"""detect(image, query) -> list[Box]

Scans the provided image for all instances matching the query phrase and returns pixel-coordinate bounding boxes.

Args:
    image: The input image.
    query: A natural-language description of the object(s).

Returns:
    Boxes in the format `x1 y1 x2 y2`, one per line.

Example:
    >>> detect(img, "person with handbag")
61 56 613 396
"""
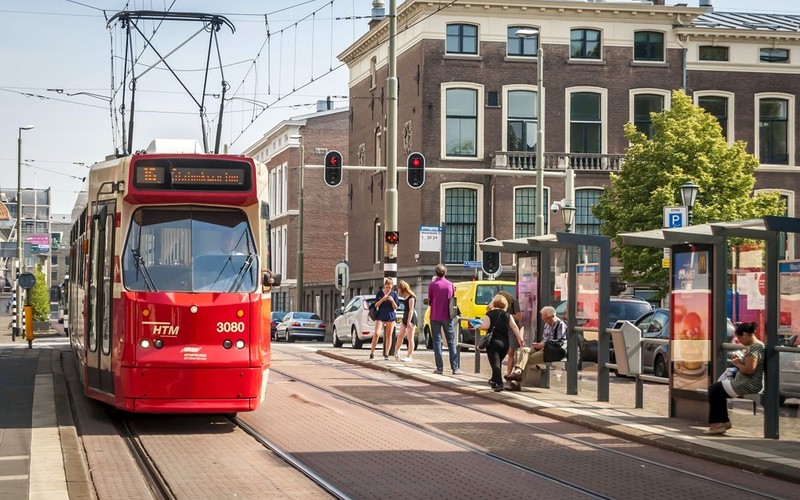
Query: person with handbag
505 305 567 389
427 264 461 375
369 278 398 360
497 290 522 381
476 295 524 392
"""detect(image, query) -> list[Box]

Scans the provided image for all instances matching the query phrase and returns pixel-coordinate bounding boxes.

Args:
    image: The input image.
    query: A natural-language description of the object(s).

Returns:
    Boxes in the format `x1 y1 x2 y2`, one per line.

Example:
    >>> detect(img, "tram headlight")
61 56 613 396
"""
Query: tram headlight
154 339 164 349
223 339 233 349
140 339 151 349
235 339 245 349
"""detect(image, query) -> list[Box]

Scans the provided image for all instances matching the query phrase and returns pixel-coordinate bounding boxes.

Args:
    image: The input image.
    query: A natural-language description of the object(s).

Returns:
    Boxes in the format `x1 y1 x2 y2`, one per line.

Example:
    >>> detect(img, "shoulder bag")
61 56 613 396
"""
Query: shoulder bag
543 319 567 362
448 286 460 320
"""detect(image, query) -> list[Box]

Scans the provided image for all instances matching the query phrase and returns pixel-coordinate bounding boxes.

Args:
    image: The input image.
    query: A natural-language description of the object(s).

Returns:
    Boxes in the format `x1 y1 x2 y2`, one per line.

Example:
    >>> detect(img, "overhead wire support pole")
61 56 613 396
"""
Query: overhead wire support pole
385 0 398 283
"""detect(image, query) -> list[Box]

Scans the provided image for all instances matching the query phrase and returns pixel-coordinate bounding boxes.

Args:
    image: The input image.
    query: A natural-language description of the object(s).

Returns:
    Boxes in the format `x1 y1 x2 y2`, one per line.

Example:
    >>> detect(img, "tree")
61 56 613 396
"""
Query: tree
593 90 784 296
30 264 50 321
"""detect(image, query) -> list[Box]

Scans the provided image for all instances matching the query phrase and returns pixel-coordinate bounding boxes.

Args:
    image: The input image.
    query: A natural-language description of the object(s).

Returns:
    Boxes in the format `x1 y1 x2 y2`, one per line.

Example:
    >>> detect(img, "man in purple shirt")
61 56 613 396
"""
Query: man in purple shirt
428 264 461 374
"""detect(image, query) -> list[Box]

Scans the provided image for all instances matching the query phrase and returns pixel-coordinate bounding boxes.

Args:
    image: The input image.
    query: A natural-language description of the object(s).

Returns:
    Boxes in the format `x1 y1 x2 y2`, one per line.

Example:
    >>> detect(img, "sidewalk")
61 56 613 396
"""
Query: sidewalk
320 347 800 485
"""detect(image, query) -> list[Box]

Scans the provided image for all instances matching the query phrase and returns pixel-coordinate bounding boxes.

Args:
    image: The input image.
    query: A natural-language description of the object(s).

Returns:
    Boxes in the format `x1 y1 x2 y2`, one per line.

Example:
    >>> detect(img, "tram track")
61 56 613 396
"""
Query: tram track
114 417 176 500
271 348 792 499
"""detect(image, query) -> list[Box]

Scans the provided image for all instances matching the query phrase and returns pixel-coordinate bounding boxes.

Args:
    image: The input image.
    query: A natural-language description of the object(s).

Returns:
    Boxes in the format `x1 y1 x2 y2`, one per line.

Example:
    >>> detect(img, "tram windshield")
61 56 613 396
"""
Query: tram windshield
123 207 258 293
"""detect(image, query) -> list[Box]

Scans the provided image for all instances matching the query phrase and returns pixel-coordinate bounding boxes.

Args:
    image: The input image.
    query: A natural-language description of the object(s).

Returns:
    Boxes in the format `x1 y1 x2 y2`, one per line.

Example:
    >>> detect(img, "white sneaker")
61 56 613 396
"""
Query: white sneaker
401 357 413 362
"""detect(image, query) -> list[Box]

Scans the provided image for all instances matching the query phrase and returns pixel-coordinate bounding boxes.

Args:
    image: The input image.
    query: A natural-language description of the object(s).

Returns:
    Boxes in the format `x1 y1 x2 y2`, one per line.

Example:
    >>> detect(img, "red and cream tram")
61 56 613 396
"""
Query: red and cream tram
67 140 280 413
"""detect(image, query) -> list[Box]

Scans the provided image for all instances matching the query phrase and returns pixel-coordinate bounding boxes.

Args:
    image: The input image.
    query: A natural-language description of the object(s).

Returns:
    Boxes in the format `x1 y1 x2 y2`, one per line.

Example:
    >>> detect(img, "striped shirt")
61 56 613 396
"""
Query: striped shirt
731 342 765 396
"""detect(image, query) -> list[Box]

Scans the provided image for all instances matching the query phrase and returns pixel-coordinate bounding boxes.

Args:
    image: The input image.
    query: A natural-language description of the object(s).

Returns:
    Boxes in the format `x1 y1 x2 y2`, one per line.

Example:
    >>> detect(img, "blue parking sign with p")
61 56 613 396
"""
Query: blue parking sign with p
663 206 688 229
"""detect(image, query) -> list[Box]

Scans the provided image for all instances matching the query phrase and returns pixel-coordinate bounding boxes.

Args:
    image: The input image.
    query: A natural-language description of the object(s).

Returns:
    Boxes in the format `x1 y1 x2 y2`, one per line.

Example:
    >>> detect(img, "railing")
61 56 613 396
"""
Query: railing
491 151 625 172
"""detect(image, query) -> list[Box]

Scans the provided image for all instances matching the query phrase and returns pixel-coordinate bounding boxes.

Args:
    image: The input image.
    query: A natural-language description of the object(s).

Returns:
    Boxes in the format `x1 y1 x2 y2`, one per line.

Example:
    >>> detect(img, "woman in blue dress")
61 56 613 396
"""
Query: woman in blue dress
369 278 398 360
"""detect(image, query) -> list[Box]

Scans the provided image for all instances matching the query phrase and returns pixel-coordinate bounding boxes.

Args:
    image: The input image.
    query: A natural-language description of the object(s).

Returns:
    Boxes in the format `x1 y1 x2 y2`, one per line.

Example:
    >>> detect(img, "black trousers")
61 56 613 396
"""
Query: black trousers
708 381 733 424
485 337 509 386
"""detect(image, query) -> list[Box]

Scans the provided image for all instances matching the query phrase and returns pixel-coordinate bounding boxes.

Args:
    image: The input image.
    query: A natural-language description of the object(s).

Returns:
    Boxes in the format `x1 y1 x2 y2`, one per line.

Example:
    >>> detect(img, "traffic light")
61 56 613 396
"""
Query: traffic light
481 237 500 275
384 231 399 245
324 150 343 187
406 152 425 189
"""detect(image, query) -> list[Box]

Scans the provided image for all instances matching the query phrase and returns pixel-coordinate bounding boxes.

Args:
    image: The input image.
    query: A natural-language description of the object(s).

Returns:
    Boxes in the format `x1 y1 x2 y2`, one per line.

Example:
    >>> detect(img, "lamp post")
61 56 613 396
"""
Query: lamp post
680 181 699 225
16 125 34 340
290 134 305 310
516 28 545 235
561 202 577 233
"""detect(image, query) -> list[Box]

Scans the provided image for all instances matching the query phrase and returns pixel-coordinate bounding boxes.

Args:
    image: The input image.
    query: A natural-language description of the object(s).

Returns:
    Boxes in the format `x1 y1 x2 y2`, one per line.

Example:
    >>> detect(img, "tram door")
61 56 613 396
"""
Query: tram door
86 202 116 395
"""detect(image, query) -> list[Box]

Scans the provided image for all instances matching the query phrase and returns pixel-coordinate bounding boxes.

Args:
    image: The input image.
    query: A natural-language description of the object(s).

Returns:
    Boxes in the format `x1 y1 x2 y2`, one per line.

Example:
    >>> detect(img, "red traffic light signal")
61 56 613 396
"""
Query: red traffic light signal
384 231 399 245
324 150 343 187
406 152 425 189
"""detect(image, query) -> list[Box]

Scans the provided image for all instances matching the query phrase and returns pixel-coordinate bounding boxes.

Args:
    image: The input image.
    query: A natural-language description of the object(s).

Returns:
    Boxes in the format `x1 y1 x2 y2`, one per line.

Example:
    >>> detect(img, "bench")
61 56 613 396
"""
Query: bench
520 361 566 389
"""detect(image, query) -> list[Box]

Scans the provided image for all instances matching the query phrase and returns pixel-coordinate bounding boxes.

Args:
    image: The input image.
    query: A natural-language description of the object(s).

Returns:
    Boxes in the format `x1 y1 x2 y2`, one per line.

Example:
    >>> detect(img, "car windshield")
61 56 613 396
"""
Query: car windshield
123 206 257 293
611 302 653 324
474 284 516 305
271 312 287 321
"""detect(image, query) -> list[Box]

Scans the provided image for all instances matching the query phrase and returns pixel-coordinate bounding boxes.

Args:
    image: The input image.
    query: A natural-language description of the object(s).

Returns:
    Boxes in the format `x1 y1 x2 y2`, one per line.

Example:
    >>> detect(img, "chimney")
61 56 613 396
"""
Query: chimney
369 1 385 29
699 0 713 10
652 0 665 5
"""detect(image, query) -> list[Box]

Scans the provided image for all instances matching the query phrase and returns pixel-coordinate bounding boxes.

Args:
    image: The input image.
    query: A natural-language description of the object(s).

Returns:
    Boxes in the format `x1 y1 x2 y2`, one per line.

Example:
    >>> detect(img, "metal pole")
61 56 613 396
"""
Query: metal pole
535 45 545 236
384 0 398 357
296 140 305 310
16 126 33 340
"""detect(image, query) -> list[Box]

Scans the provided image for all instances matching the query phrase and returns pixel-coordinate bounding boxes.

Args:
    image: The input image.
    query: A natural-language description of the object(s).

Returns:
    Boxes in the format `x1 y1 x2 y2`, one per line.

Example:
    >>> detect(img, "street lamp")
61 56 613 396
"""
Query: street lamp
290 134 305 310
561 202 577 233
16 125 34 340
680 181 699 225
516 28 545 235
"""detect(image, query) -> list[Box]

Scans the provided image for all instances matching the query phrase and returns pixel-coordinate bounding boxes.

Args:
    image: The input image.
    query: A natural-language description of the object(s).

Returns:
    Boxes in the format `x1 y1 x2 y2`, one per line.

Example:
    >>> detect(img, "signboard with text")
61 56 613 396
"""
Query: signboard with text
25 233 50 253
419 226 441 252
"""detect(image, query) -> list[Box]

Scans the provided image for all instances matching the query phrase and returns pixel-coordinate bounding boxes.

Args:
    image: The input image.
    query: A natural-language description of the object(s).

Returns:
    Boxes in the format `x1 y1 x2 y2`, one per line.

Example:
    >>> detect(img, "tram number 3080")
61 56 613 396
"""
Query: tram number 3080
216 321 246 333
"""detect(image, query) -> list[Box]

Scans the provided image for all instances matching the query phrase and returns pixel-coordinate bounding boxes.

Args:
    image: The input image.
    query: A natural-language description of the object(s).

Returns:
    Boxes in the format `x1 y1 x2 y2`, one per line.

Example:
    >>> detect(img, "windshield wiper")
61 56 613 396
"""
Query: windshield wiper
228 253 255 293
131 248 157 292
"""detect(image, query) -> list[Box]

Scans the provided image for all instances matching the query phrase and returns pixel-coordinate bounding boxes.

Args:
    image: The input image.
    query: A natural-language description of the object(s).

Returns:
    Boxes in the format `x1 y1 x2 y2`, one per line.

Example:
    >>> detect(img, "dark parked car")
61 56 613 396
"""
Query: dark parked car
270 311 288 340
556 296 653 363
275 312 326 342
632 308 735 378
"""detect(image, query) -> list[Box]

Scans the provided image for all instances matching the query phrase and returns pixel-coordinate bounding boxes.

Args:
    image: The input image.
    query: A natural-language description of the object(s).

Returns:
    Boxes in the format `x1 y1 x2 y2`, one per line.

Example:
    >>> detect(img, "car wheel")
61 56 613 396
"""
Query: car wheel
287 330 295 343
424 325 432 350
332 328 343 348
351 327 363 349
654 355 668 378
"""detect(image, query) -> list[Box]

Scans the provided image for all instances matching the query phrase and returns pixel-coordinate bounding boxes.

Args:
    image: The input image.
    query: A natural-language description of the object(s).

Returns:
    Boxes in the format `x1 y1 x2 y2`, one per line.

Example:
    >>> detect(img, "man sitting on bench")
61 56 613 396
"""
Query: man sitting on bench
505 305 567 390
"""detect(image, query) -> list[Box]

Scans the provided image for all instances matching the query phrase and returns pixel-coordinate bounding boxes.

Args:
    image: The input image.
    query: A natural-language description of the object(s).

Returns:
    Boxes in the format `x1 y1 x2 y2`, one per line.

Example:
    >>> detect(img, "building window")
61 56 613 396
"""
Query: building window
759 98 789 165
633 94 664 138
760 48 789 63
515 187 548 237
370 56 377 89
374 220 381 264
507 90 537 152
445 88 478 157
633 31 664 62
699 46 729 61
570 92 602 153
570 29 601 60
507 26 537 57
446 24 478 55
576 189 602 263
444 188 477 264
697 95 729 140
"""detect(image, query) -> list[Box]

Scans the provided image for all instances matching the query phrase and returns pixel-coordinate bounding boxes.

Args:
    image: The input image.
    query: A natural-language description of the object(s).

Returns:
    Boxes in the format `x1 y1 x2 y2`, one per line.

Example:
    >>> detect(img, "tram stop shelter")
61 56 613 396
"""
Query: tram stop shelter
620 216 800 439
479 232 614 402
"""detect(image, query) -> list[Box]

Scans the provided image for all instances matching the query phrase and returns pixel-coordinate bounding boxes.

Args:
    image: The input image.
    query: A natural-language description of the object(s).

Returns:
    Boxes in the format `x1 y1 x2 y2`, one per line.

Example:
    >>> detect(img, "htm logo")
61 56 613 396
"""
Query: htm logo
152 324 180 336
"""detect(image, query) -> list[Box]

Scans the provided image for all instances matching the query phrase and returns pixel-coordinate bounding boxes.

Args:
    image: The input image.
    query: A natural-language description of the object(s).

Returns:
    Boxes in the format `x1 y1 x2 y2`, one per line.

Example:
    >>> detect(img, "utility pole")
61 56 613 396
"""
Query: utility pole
384 0 399 356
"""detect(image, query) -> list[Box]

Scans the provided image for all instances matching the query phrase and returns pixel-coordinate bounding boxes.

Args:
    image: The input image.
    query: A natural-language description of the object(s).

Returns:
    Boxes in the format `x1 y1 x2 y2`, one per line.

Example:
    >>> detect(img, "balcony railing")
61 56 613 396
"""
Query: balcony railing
491 152 625 172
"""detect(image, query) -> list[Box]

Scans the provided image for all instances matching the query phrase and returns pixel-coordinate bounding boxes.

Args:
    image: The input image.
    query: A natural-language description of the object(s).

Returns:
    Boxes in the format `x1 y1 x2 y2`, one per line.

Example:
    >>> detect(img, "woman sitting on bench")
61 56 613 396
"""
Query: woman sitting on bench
705 322 764 435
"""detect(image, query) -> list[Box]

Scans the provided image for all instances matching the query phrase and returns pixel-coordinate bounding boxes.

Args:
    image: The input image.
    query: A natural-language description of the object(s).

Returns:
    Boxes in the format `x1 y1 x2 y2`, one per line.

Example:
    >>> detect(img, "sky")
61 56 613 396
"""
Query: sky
0 0 797 215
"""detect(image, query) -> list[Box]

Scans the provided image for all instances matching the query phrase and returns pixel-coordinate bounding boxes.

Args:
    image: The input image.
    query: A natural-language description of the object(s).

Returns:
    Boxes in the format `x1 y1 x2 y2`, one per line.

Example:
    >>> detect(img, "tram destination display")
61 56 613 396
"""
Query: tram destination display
133 158 251 191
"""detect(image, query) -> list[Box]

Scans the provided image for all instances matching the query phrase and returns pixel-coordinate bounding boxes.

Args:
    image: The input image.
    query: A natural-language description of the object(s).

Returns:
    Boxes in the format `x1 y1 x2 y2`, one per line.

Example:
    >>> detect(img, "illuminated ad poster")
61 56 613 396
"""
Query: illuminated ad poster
670 245 712 391
779 260 800 337
517 254 539 345
576 264 600 329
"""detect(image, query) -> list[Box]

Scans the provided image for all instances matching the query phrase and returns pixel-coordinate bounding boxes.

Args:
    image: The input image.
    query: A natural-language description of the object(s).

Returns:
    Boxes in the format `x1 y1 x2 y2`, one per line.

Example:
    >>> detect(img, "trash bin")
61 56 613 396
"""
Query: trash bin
611 321 642 376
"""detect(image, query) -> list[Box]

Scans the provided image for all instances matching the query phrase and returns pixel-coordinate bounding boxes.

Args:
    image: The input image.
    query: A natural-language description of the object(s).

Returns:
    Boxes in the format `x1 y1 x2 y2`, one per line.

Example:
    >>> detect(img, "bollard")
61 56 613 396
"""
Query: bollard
24 304 34 348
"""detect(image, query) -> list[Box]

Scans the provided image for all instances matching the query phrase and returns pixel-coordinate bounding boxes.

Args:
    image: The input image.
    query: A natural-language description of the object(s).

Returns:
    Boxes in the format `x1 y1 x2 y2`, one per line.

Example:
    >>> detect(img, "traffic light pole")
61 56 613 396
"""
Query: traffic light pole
384 0 398 357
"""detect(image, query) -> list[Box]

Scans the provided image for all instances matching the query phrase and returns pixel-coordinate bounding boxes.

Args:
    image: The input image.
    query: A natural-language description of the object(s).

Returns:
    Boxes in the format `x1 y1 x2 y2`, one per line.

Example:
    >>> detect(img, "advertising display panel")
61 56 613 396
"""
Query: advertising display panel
670 245 712 392
517 254 539 345
779 260 800 338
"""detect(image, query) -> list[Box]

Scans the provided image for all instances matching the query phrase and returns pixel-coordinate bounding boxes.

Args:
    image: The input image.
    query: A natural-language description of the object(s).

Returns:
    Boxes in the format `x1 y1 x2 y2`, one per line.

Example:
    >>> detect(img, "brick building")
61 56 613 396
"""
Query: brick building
244 106 349 322
332 0 799 306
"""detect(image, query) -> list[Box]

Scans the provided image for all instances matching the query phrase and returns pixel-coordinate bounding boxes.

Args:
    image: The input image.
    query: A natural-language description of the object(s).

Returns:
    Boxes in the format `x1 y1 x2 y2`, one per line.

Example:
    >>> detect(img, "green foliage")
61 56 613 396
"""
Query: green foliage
592 90 785 296
30 264 50 321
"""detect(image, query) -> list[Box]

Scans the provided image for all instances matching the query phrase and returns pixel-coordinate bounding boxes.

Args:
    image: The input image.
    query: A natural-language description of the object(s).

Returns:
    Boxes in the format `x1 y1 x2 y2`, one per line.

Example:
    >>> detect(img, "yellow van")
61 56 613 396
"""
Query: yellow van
423 280 516 349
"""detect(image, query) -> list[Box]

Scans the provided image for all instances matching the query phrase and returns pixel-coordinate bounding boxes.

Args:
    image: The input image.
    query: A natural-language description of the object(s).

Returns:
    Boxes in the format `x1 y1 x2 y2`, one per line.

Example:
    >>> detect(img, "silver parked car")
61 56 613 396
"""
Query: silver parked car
332 295 409 349
275 312 326 342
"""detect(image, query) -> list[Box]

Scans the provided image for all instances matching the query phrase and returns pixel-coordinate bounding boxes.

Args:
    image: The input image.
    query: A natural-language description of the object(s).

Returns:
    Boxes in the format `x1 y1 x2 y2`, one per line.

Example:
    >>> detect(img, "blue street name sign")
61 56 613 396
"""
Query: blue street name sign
463 260 482 268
